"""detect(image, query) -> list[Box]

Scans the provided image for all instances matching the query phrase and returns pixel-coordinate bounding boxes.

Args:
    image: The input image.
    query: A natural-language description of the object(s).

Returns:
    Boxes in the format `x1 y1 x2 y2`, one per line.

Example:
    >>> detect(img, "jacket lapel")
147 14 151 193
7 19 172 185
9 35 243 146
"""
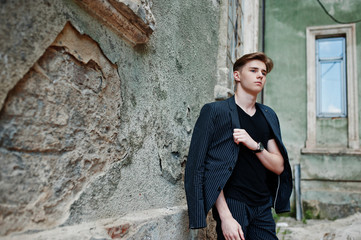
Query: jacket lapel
228 96 240 130
257 103 288 159
257 103 278 138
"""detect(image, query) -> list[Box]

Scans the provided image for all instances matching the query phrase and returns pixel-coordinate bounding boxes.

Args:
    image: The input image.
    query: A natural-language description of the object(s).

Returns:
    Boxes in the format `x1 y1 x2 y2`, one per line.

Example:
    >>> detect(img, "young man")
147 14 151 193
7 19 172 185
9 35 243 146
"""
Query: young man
185 52 292 240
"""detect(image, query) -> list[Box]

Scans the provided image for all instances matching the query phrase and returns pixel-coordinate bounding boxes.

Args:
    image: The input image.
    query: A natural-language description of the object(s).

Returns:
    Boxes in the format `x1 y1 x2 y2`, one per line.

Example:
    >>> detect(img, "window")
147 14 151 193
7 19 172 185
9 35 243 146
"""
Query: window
303 24 359 153
316 37 347 118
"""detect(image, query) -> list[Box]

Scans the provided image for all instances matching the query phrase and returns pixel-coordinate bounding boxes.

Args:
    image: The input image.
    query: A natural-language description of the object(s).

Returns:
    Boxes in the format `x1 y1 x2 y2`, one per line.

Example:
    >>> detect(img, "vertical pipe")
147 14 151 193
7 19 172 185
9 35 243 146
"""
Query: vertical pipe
294 164 302 221
261 0 265 52
259 0 266 103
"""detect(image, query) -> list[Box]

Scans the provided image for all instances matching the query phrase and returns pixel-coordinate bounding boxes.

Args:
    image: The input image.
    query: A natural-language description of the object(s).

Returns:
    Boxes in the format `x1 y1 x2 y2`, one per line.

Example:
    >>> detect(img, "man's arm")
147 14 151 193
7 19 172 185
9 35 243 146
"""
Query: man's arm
233 129 284 175
214 190 245 240
256 138 284 175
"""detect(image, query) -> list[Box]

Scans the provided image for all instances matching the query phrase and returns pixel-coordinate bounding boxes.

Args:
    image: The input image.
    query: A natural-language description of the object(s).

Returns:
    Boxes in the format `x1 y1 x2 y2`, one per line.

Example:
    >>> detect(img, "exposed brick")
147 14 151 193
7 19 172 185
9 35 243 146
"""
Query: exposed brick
106 223 130 239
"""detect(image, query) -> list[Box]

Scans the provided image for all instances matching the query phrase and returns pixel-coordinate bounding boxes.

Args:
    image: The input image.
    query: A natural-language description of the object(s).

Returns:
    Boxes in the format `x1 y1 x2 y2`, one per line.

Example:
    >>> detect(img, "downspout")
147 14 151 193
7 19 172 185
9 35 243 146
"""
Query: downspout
261 0 266 103
261 0 265 52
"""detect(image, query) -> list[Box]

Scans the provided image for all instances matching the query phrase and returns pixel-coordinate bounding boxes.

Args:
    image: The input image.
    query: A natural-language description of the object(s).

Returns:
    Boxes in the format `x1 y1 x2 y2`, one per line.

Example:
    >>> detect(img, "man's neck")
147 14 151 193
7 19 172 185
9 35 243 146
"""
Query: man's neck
234 88 258 114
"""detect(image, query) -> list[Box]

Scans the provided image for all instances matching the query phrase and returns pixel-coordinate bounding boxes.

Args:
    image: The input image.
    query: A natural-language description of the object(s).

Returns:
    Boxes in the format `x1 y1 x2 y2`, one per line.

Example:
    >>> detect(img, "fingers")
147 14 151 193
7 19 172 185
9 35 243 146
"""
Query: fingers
224 235 242 240
224 232 244 240
233 129 246 138
223 223 244 240
233 128 243 135
233 129 248 144
233 129 244 144
239 228 245 240
233 129 257 151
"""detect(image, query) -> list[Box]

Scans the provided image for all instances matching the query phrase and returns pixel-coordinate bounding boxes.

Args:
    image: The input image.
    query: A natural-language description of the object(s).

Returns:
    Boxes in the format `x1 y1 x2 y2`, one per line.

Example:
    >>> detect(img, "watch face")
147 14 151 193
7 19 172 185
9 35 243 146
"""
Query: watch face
253 142 264 153
259 142 265 151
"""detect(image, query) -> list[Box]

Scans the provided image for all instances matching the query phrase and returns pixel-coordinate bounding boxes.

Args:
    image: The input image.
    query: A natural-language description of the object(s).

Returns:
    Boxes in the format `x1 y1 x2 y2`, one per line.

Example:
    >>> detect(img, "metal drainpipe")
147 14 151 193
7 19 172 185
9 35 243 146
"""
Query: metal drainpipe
261 0 265 52
261 0 266 103
295 164 303 221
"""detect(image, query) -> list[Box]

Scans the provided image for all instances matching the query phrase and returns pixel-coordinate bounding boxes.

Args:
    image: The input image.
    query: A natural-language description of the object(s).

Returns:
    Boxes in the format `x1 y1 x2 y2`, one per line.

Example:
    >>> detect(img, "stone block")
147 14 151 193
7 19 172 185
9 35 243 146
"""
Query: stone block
1 206 190 240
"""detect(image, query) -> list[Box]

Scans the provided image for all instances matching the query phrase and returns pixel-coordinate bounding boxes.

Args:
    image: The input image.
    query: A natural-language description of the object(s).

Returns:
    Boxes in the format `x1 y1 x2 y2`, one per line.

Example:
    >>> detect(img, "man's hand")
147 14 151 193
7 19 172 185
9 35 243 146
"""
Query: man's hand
233 128 257 150
233 128 284 175
216 191 246 240
221 216 245 240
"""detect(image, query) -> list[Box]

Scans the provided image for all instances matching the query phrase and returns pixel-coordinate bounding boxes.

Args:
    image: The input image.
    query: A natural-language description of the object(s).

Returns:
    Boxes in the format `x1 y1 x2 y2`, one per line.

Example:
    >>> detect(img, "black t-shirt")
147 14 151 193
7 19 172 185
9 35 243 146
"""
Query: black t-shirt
224 104 275 206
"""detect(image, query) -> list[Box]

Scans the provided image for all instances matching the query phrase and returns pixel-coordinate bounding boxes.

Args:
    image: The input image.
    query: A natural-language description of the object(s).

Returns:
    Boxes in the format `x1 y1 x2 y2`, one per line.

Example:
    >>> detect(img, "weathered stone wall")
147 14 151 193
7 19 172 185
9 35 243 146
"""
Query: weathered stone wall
0 22 124 235
0 0 220 238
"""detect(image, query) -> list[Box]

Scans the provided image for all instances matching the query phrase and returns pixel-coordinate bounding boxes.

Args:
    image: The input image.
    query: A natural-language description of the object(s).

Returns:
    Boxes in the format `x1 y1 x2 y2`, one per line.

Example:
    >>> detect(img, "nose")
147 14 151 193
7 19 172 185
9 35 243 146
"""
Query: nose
257 72 264 79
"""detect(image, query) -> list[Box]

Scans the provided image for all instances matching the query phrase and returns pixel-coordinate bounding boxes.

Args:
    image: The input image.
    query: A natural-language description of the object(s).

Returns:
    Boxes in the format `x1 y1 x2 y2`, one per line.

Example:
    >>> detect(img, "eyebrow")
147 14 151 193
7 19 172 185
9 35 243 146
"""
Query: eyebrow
249 67 267 72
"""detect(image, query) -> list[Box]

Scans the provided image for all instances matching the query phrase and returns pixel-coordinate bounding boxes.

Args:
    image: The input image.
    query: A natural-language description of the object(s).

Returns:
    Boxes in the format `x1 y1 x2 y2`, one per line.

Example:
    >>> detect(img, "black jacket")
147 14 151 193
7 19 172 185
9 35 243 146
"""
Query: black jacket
184 96 292 229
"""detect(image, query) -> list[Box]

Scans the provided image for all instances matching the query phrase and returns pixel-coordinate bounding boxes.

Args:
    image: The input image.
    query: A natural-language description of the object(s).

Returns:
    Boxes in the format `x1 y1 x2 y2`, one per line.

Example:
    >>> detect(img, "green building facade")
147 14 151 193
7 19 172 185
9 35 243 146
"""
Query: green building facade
263 0 361 219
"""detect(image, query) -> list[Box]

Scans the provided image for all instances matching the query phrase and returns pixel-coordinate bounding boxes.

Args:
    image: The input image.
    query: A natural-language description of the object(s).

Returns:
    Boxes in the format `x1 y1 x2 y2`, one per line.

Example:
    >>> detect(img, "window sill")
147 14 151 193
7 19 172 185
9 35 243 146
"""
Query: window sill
301 147 361 156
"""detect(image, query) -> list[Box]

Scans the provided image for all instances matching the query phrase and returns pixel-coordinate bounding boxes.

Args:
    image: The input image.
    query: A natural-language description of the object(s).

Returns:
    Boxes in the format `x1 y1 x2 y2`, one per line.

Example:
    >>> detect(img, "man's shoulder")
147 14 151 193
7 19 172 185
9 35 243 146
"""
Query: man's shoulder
201 97 232 114
206 99 229 107
205 97 233 108
257 102 277 115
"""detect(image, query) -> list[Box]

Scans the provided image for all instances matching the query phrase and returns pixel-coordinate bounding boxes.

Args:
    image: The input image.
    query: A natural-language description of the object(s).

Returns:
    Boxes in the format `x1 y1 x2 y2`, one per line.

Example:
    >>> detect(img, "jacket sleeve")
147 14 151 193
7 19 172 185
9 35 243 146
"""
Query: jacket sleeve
264 106 293 213
184 103 215 229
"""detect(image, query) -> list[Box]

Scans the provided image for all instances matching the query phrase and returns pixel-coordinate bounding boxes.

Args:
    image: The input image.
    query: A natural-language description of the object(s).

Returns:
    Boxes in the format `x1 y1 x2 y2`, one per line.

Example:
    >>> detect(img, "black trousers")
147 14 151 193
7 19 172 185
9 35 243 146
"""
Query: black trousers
213 197 278 240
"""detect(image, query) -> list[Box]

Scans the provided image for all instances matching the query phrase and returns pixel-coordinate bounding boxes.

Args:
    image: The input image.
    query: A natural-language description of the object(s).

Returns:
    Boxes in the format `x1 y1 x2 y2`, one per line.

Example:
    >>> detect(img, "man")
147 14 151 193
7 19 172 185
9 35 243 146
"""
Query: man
184 52 292 240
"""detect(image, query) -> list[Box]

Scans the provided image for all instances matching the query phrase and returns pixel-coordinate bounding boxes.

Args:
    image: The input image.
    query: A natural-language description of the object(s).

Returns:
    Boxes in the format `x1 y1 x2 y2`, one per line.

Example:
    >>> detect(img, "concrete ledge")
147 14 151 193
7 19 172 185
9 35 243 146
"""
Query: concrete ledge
301 147 361 156
1 206 190 240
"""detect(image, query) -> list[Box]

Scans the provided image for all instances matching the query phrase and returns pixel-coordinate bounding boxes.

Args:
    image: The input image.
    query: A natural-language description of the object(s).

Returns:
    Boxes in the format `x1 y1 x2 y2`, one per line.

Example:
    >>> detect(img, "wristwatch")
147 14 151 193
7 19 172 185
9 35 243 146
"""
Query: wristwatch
253 142 264 153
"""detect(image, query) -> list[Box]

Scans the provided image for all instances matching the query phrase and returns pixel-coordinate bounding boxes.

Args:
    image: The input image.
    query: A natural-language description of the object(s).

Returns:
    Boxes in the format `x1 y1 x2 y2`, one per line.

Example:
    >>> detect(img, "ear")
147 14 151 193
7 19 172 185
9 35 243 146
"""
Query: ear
233 71 241 82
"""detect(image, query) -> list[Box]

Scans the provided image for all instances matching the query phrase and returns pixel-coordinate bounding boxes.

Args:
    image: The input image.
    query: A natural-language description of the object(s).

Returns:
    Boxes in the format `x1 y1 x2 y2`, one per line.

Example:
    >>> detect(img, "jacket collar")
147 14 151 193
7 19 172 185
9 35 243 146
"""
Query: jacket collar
227 96 269 131
227 96 240 130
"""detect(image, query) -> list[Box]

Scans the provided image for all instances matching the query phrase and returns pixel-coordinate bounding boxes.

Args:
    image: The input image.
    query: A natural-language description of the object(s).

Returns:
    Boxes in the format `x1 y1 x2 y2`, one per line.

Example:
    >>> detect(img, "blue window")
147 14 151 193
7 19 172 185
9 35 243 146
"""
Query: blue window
316 37 347 117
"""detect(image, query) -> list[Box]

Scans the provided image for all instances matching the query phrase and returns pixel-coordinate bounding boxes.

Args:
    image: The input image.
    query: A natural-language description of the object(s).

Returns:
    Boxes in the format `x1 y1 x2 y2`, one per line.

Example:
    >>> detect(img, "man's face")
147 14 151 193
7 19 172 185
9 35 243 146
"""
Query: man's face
234 60 267 95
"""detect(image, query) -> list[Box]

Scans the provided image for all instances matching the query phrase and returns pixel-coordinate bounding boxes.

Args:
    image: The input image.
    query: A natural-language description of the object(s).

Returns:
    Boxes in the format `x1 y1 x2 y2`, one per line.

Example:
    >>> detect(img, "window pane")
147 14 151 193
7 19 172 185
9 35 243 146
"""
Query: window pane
318 38 344 59
316 37 346 117
320 61 342 114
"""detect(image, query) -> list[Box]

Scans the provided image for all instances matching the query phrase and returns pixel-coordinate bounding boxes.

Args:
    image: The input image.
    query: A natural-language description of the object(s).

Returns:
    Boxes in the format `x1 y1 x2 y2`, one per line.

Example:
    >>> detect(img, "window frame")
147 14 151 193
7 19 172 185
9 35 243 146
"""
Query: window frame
304 24 359 153
316 36 347 118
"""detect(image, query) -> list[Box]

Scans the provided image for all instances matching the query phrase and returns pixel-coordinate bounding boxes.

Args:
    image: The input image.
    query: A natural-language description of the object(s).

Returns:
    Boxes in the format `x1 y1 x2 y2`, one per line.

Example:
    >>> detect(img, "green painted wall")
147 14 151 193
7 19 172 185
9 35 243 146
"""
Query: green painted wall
264 0 361 218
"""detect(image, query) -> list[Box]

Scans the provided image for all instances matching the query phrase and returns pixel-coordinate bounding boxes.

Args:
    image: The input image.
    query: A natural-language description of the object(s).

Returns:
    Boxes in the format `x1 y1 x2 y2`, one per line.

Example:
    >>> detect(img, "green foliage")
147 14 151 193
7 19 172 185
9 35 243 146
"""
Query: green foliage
273 209 293 223
280 229 292 240
304 209 313 219
272 209 280 223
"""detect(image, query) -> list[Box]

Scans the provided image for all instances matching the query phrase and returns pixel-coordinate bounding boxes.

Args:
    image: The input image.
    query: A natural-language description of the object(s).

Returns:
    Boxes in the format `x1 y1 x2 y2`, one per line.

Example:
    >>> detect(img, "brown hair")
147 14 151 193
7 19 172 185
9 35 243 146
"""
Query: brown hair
233 52 274 73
